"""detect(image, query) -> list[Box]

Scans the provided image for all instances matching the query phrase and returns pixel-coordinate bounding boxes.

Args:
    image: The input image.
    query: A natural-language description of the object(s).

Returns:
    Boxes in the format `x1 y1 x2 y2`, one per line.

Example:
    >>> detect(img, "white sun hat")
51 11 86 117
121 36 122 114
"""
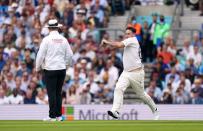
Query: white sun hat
189 0 199 4
45 19 62 28
11 2 18 8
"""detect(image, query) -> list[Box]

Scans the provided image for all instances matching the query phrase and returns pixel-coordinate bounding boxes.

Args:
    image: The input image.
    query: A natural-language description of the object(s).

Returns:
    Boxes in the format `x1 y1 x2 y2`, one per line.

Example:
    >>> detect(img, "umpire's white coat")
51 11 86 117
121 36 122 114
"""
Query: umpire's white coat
36 31 73 71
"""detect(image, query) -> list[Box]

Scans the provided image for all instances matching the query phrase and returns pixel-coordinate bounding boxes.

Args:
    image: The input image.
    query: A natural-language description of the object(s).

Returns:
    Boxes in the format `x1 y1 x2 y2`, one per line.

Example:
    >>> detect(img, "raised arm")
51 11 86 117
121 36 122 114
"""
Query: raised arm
101 39 125 49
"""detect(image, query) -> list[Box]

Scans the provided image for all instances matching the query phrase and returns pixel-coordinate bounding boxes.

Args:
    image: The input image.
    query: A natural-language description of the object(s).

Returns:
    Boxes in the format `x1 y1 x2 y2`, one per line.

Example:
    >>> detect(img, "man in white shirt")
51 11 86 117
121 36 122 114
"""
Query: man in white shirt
6 88 23 104
146 81 162 101
101 27 159 120
186 45 202 66
36 19 73 121
99 59 119 89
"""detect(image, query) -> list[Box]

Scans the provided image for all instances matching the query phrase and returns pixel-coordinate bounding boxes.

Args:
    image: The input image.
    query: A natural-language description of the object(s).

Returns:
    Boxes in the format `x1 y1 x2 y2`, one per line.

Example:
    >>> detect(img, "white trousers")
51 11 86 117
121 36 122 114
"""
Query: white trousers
111 69 157 113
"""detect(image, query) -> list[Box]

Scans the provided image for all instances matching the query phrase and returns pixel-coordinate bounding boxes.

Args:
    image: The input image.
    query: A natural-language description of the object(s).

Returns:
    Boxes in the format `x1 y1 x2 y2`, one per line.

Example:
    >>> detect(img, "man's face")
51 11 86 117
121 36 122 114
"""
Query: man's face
124 29 134 39
153 15 157 22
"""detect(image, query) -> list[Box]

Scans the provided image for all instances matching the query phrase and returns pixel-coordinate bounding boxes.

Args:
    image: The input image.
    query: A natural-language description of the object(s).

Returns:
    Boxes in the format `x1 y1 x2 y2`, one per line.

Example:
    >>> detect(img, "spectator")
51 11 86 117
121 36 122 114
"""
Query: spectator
173 86 190 104
5 72 15 90
24 88 36 104
141 21 151 62
35 88 48 104
1 80 11 96
21 72 30 92
97 78 113 103
99 58 118 90
68 70 86 87
153 15 170 47
152 55 170 80
66 84 79 104
199 62 203 75
167 38 177 56
190 79 203 104
110 0 125 15
16 60 31 77
165 67 180 85
185 68 195 84
79 83 92 104
91 0 109 9
158 45 173 64
0 48 6 72
10 58 20 76
27 80 38 98
128 16 142 42
94 80 107 104
182 38 193 57
15 30 31 49
173 73 192 93
149 12 158 45
186 45 202 67
14 76 25 96
161 89 173 104
0 88 7 104
147 88 160 104
85 42 96 62
146 80 162 101
3 43 16 57
87 70 100 101
87 10 100 28
74 0 89 21
90 0 105 25
86 21 100 43
109 49 123 75
191 33 201 47
6 88 23 104
61 5 74 27
24 49 34 70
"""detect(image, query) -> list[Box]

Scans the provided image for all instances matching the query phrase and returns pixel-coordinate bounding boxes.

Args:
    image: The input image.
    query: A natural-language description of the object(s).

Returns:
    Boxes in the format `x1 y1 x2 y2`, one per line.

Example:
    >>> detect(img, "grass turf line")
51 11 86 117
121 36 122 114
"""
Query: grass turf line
0 120 203 131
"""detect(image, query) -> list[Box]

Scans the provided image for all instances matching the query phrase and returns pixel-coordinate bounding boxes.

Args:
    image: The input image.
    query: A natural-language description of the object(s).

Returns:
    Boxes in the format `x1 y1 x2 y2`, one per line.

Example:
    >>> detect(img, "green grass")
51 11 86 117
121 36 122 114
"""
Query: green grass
0 121 203 131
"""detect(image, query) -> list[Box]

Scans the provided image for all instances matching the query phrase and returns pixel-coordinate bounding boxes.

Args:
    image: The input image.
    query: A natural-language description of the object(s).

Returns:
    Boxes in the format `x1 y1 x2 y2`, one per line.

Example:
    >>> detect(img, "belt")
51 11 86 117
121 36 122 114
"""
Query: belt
128 67 143 72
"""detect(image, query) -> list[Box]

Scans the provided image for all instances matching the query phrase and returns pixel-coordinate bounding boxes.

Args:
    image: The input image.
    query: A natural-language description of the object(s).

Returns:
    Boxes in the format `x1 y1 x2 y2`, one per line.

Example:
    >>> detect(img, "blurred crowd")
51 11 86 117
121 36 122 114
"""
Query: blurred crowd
0 0 129 105
0 0 203 105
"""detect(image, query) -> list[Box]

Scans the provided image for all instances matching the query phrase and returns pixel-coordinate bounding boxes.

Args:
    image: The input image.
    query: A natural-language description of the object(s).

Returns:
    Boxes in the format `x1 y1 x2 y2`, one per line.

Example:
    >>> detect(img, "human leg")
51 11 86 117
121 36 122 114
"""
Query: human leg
111 72 130 112
108 72 130 118
55 70 66 117
44 70 58 118
130 70 158 116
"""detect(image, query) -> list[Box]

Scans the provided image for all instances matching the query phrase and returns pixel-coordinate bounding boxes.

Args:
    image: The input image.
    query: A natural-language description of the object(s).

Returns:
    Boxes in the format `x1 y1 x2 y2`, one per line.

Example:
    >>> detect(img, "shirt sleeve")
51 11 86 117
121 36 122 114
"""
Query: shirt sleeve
65 40 73 66
35 39 47 71
121 37 137 47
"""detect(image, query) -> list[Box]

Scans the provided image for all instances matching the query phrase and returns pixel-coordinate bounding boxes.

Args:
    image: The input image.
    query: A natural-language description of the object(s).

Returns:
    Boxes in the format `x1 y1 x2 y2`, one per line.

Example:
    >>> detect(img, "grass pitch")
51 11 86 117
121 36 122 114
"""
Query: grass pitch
0 120 203 131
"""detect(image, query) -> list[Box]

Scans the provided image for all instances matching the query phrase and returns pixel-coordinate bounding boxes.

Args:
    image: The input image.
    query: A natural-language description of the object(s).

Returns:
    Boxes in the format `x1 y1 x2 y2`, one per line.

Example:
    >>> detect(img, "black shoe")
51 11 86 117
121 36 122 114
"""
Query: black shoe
107 110 119 119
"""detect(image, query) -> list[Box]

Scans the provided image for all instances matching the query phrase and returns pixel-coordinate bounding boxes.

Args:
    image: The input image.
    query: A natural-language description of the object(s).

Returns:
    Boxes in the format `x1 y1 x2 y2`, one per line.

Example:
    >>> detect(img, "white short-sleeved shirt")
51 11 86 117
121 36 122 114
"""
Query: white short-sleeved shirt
122 37 143 71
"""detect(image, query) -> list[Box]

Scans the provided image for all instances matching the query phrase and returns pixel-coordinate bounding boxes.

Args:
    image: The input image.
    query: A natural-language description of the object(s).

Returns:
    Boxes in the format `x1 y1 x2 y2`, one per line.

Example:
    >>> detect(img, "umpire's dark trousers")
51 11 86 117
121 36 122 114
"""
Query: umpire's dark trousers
44 69 66 118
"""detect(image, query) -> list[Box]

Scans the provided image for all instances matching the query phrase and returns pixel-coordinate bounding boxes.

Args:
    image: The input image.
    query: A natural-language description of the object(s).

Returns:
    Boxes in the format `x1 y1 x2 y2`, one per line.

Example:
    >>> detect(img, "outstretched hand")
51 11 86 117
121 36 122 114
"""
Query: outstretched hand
100 39 108 47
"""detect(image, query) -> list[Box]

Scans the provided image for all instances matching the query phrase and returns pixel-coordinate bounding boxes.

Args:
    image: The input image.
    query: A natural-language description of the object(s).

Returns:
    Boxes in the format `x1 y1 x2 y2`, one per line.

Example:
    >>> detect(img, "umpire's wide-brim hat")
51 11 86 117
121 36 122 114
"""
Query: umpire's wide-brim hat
45 19 62 28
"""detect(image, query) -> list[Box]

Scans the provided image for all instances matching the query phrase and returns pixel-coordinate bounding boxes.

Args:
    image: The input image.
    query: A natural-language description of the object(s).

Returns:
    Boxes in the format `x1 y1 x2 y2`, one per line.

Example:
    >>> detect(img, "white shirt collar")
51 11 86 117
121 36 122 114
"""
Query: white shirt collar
49 31 59 35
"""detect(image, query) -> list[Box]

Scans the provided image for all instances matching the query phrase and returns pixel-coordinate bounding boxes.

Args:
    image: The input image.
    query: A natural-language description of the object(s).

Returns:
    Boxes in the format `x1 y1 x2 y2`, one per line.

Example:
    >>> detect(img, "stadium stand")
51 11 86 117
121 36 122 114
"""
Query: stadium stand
0 0 203 105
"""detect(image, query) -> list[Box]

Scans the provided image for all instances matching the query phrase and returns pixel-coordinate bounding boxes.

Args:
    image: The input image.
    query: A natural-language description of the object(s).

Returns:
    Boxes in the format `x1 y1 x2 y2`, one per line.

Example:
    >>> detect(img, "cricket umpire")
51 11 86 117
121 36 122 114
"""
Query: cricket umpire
36 19 73 121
